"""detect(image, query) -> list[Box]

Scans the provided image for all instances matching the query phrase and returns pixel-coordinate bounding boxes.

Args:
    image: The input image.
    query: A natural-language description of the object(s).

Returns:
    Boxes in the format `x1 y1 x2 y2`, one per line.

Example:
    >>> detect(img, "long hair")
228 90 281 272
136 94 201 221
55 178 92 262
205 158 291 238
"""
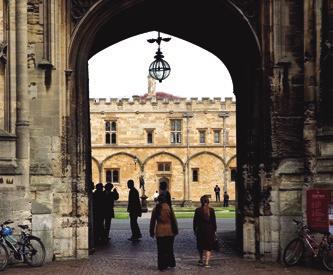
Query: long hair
200 195 210 218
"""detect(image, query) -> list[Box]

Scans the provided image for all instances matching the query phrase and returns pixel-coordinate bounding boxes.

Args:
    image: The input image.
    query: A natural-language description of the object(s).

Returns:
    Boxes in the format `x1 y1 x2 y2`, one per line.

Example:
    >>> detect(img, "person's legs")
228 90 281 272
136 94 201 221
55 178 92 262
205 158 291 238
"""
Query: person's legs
129 214 141 239
157 237 168 271
197 248 203 265
104 216 111 240
204 250 212 267
217 193 220 202
215 193 218 202
167 236 176 267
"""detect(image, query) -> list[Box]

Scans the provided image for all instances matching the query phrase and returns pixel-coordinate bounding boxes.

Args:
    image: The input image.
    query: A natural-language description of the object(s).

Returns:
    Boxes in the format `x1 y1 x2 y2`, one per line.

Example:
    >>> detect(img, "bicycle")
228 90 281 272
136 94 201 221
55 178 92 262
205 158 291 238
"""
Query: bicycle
283 219 333 271
0 219 46 271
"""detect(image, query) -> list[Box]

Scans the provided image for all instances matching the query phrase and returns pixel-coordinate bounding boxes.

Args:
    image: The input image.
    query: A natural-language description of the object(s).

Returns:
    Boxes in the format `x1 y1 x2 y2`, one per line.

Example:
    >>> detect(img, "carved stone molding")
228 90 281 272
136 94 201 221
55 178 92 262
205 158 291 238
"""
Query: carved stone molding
231 0 259 31
71 0 97 25
0 41 7 64
258 164 272 216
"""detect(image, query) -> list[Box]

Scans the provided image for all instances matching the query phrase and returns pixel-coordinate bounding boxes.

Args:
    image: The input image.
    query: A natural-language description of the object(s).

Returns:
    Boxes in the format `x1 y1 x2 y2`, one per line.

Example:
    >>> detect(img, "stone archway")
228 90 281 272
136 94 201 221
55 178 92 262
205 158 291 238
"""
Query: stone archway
68 0 262 258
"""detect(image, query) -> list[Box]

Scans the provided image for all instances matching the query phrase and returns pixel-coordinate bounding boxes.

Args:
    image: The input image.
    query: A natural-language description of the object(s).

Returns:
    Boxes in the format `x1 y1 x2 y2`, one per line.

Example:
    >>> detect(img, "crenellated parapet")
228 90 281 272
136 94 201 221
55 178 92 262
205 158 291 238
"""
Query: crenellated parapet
89 96 236 113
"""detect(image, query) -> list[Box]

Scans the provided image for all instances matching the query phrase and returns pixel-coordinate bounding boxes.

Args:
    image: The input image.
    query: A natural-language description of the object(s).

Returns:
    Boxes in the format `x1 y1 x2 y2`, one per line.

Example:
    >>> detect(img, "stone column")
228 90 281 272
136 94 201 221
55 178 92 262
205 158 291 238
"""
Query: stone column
15 0 30 193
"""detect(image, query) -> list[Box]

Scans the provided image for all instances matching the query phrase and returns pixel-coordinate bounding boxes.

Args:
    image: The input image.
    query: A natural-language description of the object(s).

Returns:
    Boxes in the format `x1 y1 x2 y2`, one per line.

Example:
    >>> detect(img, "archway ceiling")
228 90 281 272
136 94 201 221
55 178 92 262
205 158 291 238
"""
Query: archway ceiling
87 0 260 89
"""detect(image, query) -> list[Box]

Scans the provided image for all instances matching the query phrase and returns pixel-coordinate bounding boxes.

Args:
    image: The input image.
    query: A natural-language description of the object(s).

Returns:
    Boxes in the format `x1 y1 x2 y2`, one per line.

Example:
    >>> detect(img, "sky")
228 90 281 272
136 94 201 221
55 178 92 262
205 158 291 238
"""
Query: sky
88 31 234 100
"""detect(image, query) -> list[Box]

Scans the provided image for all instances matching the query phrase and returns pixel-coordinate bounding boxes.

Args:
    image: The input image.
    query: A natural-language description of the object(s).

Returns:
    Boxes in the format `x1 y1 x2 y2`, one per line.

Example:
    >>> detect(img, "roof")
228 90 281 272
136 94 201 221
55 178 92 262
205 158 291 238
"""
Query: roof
140 92 183 100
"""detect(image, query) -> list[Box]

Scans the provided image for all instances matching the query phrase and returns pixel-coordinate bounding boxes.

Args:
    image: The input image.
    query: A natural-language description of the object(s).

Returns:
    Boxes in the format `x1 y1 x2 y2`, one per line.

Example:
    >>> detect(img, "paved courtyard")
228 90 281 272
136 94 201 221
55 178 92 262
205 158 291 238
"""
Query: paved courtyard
2 218 330 274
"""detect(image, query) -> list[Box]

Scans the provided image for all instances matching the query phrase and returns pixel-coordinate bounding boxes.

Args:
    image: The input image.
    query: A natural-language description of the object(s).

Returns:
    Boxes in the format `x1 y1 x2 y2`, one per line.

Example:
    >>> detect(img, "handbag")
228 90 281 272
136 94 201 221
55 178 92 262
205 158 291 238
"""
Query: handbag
213 234 220 251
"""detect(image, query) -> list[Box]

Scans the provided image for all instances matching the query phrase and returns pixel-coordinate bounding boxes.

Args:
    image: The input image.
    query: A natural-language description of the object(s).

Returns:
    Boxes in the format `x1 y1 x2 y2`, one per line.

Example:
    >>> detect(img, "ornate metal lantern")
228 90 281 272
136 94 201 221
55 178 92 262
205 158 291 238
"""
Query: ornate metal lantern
147 32 171 83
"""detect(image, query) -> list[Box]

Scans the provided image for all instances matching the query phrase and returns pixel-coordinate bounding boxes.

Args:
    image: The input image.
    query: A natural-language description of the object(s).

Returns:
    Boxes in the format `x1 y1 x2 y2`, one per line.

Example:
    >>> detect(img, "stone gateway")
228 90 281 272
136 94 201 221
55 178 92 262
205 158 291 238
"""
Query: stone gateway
0 0 332 263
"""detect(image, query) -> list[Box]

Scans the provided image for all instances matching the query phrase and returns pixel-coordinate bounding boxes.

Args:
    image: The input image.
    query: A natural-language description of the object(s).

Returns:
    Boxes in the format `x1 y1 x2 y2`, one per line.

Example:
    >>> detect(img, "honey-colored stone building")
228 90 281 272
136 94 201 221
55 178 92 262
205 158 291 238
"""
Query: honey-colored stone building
90 80 237 203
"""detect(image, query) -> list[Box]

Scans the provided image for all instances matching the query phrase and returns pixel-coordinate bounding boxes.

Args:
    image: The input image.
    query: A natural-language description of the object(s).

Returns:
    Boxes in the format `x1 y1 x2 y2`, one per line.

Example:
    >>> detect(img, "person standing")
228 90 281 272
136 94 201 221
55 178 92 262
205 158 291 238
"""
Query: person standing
193 195 217 268
127 179 142 241
103 182 119 241
214 185 221 202
93 183 106 244
223 191 230 207
150 194 178 271
152 190 159 204
159 181 172 207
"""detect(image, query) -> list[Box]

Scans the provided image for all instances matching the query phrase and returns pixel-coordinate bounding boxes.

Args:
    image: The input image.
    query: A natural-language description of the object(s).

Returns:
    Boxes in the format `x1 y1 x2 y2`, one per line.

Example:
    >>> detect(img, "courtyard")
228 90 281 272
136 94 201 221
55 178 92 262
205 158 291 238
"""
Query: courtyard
2 217 330 275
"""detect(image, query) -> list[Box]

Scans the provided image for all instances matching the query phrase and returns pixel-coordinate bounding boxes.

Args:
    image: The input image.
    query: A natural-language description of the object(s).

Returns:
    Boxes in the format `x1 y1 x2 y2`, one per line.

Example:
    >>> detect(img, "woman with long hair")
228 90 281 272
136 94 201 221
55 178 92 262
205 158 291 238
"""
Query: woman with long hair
193 195 217 267
150 194 178 271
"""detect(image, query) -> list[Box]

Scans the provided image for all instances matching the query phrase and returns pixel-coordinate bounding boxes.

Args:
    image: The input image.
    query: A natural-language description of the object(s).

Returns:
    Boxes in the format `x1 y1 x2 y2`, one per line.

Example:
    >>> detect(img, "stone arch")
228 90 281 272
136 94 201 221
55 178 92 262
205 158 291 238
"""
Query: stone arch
226 155 237 168
142 151 185 171
186 151 226 168
67 0 263 258
101 152 143 171
91 156 102 183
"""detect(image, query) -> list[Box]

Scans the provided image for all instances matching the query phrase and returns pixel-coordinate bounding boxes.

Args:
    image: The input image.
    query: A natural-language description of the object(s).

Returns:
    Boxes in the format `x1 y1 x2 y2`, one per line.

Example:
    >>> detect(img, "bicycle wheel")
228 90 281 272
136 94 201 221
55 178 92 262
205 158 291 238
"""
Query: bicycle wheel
0 242 8 271
322 247 333 271
283 238 305 266
23 236 46 267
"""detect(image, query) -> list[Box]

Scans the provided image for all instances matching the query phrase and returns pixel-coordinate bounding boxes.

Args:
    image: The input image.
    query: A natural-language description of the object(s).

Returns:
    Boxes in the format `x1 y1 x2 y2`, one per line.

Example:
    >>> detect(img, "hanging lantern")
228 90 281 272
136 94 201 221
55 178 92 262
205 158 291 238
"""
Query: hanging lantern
147 32 171 83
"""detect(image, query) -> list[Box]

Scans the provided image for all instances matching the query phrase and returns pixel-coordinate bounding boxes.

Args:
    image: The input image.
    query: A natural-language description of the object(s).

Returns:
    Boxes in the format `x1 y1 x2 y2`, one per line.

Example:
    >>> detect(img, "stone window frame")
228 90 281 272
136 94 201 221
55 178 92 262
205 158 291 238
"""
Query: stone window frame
197 128 207 144
192 168 199 182
105 120 117 145
212 128 222 144
157 162 172 173
105 168 120 184
170 119 182 144
145 128 155 144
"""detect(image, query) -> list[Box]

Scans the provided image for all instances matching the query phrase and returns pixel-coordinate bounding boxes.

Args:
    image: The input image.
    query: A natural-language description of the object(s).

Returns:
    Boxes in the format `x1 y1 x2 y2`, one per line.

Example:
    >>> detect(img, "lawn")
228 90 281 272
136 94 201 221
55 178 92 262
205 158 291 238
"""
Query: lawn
113 206 235 219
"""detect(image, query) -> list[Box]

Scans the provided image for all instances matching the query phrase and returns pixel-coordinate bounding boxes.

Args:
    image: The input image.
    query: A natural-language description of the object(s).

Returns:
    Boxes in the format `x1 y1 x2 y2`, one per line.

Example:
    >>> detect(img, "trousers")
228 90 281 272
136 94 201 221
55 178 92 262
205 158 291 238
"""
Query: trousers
156 236 175 271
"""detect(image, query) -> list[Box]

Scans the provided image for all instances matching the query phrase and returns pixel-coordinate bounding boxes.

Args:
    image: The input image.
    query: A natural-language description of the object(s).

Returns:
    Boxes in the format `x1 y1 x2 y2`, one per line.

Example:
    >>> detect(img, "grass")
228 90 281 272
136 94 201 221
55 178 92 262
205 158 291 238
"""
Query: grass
113 205 235 219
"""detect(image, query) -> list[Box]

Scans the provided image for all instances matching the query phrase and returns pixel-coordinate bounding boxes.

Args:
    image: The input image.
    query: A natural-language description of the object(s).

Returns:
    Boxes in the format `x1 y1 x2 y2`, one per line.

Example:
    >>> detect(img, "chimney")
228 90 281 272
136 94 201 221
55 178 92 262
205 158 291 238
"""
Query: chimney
148 75 156 96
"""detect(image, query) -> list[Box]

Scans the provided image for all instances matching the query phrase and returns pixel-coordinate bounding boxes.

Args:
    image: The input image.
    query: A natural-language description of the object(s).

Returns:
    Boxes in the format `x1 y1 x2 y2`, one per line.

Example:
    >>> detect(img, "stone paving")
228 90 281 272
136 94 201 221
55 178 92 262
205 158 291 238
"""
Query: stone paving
2 218 331 275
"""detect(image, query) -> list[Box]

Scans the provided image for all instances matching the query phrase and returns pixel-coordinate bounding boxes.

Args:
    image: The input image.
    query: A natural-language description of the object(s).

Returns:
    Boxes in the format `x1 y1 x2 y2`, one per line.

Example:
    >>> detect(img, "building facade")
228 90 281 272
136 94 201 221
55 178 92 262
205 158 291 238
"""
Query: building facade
90 85 237 203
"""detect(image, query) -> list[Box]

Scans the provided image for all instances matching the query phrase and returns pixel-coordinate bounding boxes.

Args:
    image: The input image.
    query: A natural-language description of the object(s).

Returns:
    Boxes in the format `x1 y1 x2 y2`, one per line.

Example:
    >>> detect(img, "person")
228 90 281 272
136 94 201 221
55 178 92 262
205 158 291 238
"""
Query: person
127 179 142 241
152 190 159 204
150 194 178 271
93 182 106 244
193 195 217 268
159 181 172 207
223 191 229 207
103 182 119 241
214 185 221 202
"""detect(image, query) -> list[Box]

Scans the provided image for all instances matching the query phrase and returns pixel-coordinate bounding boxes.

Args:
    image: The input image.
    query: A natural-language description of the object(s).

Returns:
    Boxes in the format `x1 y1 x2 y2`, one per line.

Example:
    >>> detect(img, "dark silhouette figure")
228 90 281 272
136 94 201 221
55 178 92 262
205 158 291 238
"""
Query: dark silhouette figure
150 194 178 271
193 195 217 267
214 185 221 202
223 191 229 207
93 182 106 244
159 181 172 207
103 182 119 241
127 179 142 241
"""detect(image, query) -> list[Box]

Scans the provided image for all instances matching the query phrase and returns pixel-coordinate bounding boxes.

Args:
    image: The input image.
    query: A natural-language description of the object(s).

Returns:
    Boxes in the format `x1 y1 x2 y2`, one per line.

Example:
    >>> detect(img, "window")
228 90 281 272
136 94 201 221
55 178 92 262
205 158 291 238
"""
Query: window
157 162 171 172
230 168 237 181
199 130 206 144
146 130 154 144
213 130 221 143
192 168 199 182
105 121 117 144
105 169 119 183
170 119 182 144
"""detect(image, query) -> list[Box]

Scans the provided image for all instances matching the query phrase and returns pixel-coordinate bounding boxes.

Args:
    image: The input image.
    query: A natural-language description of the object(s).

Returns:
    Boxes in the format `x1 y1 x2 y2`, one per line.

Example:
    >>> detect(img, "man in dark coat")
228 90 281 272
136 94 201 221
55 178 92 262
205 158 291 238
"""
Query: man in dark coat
103 182 119 241
223 191 230 207
127 179 142 241
93 182 105 243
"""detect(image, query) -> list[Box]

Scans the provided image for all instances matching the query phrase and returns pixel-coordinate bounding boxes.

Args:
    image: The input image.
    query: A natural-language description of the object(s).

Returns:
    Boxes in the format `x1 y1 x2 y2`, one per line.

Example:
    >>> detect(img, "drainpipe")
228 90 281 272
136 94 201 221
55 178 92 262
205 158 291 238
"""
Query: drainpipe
183 112 193 202
219 112 230 193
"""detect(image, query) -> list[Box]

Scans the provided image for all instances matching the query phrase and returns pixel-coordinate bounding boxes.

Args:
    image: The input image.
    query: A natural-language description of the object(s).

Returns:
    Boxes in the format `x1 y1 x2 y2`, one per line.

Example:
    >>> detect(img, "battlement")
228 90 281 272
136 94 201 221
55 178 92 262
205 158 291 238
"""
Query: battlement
89 96 236 113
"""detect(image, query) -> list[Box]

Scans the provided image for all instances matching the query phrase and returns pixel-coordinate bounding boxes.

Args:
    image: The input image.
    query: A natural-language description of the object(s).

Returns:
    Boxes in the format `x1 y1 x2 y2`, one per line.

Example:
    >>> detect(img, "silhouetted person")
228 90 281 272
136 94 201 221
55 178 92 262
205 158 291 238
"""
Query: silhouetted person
103 182 119 241
214 185 221 202
153 190 159 204
150 194 178 271
159 181 172 207
223 191 229 207
127 179 142 241
193 195 217 267
93 182 105 243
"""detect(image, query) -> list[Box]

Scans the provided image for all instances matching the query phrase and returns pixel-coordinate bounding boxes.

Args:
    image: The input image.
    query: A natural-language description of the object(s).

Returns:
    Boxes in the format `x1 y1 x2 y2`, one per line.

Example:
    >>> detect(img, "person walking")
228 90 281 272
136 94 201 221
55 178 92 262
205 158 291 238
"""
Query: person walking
193 195 217 268
214 185 221 202
103 182 119 242
127 179 142 241
93 182 106 244
150 194 178 271
223 191 230 207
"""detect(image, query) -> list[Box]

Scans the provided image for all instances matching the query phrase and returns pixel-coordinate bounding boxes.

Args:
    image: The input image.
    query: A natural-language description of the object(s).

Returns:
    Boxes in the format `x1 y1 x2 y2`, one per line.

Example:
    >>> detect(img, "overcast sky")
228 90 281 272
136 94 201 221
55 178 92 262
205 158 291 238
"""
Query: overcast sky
88 31 234 100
